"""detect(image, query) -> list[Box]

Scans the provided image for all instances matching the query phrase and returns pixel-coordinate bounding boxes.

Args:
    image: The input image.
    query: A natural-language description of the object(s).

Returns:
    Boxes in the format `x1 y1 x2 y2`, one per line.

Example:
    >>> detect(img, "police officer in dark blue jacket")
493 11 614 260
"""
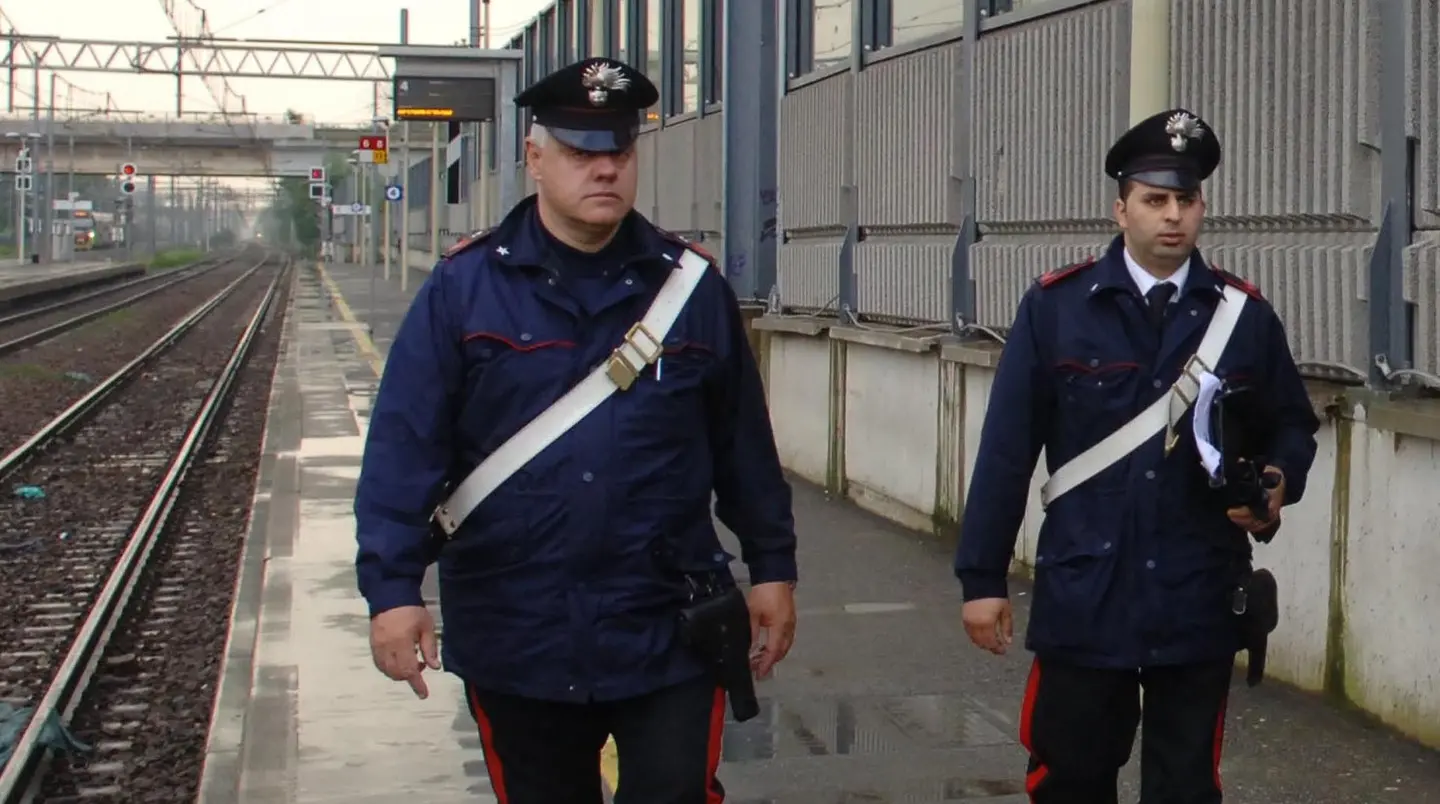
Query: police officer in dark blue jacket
954 109 1320 803
354 57 799 803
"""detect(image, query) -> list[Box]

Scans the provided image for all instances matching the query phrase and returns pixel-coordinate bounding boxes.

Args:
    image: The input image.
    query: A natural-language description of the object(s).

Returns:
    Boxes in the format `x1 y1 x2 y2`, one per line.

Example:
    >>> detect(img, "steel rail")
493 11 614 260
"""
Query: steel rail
0 257 237 359
0 255 269 480
0 256 289 803
0 256 220 330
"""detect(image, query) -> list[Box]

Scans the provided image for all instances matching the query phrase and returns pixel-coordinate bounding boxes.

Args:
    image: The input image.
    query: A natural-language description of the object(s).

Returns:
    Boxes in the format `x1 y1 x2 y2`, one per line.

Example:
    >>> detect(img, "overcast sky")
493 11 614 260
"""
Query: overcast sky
1 0 549 125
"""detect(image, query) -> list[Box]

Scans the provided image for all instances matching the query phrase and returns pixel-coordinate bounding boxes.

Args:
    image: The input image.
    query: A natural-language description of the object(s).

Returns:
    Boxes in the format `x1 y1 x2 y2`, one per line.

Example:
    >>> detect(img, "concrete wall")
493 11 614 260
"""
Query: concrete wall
754 317 1440 751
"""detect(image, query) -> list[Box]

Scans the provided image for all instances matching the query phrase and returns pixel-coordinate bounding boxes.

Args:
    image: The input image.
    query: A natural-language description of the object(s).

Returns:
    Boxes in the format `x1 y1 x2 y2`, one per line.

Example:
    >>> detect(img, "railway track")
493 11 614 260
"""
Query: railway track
0 254 268 460
0 252 291 803
0 251 243 358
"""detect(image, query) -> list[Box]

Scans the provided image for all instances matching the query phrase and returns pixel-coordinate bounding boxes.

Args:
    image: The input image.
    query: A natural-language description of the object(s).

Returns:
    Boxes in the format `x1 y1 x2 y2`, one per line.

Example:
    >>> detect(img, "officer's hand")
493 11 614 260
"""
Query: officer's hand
962 598 1013 655
369 605 441 699
747 582 797 680
1227 465 1286 533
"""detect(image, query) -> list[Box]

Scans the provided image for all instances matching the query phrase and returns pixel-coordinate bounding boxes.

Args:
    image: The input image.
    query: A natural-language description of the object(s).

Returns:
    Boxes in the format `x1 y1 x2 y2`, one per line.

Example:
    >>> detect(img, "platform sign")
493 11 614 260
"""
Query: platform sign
392 76 497 122
331 204 372 216
384 184 403 203
358 135 389 165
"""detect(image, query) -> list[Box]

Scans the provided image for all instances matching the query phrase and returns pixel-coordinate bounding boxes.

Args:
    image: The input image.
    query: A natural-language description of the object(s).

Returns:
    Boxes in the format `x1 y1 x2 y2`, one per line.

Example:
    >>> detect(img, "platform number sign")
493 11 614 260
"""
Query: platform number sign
384 184 403 203
358 136 389 165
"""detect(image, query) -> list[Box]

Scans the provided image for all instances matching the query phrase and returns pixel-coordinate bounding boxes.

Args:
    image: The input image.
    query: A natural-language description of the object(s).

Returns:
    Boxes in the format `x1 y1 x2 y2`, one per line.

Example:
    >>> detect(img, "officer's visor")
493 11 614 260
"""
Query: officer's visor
544 124 639 154
1118 155 1202 192
533 107 640 154
1123 169 1200 192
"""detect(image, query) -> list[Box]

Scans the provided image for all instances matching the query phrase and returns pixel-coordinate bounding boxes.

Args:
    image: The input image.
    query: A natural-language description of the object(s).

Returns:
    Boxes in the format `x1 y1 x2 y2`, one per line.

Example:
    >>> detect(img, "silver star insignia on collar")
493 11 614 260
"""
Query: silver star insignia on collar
1165 112 1205 153
581 61 630 106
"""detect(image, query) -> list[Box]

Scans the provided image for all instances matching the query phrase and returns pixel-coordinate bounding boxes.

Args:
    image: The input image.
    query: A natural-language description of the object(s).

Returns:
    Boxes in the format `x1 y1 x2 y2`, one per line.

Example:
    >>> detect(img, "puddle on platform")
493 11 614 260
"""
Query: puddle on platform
721 692 1016 762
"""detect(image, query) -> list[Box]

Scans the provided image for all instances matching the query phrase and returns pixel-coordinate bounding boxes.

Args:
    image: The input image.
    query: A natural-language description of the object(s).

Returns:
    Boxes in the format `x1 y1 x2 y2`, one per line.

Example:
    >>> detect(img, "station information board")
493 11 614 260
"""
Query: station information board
392 76 498 122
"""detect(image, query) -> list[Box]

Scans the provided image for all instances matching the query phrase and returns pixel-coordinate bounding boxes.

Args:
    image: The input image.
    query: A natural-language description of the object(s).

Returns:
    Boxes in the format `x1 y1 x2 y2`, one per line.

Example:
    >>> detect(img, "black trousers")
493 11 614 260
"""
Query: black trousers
1019 655 1234 804
465 675 727 804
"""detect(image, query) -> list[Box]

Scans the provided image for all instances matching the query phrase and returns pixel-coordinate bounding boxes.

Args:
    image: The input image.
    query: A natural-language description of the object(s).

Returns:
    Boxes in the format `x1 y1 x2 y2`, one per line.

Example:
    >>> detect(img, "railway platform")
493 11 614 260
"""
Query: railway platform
0 259 145 306
203 259 1440 804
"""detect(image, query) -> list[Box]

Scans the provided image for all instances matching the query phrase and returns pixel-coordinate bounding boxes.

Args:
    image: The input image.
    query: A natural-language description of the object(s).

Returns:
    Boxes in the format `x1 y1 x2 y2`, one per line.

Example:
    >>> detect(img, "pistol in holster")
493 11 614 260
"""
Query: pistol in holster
676 573 761 723
1232 566 1280 687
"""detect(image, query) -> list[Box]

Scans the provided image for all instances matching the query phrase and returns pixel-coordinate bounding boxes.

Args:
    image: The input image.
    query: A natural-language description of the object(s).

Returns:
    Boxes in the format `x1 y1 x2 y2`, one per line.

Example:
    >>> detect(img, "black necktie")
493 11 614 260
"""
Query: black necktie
1145 283 1176 330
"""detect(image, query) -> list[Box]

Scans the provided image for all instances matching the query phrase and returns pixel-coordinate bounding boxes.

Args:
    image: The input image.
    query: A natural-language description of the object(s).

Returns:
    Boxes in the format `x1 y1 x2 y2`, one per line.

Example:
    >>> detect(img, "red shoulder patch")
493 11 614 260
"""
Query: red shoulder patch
1037 256 1097 288
441 227 494 260
1213 265 1264 300
656 228 720 270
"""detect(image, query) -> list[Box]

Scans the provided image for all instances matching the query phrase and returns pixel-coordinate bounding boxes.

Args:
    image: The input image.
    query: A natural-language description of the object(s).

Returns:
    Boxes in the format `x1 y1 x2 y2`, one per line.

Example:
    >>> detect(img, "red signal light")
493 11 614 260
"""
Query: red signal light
120 163 136 176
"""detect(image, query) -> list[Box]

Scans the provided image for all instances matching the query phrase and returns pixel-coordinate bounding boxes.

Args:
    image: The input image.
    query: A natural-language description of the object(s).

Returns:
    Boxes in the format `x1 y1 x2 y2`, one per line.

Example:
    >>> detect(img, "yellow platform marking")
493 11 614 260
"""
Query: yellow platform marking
312 258 623 794
312 261 386 379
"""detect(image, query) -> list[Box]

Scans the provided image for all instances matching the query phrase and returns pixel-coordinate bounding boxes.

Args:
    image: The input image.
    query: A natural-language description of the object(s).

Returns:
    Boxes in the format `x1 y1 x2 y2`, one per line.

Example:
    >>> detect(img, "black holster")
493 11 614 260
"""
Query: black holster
676 575 760 723
1233 566 1280 687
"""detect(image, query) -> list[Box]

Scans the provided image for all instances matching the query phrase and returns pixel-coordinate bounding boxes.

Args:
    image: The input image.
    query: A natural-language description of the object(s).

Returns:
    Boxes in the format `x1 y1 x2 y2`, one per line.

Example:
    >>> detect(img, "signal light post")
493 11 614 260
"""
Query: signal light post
117 162 140 262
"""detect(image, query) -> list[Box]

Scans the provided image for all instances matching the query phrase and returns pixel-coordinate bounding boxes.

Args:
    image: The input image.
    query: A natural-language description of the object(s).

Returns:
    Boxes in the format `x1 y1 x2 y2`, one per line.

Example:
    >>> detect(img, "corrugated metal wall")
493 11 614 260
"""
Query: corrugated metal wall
778 72 850 313
761 0 1440 378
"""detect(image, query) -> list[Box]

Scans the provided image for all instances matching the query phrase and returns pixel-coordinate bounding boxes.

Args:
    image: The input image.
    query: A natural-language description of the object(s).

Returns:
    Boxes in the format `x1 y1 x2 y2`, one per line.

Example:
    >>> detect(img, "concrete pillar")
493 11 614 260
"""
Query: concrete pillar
1128 0 1171 123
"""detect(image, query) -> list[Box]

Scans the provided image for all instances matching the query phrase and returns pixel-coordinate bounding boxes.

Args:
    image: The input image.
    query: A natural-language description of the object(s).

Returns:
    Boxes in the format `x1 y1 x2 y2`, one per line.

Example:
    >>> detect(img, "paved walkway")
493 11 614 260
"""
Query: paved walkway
201 260 1440 804
199 262 492 804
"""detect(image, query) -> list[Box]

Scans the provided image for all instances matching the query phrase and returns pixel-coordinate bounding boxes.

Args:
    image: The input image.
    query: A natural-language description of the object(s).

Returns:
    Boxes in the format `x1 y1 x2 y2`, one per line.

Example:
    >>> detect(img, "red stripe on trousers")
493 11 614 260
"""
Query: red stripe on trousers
465 684 510 804
1026 767 1049 796
1019 658 1046 801
1019 658 1041 750
705 686 726 804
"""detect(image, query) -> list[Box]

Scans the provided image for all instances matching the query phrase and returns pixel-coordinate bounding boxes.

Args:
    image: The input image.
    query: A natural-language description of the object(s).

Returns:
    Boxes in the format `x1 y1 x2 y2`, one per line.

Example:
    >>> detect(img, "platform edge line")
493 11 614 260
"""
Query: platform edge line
312 260 385 379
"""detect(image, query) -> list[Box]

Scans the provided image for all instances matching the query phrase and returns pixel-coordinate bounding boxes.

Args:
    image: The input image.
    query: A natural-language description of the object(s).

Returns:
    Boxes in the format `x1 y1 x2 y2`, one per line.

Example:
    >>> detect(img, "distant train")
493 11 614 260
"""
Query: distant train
72 210 119 252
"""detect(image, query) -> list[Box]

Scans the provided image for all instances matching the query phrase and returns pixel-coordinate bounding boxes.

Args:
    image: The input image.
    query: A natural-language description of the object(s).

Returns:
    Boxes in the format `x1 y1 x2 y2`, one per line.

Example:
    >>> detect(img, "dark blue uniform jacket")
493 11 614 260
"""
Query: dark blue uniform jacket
354 195 797 703
954 234 1320 669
